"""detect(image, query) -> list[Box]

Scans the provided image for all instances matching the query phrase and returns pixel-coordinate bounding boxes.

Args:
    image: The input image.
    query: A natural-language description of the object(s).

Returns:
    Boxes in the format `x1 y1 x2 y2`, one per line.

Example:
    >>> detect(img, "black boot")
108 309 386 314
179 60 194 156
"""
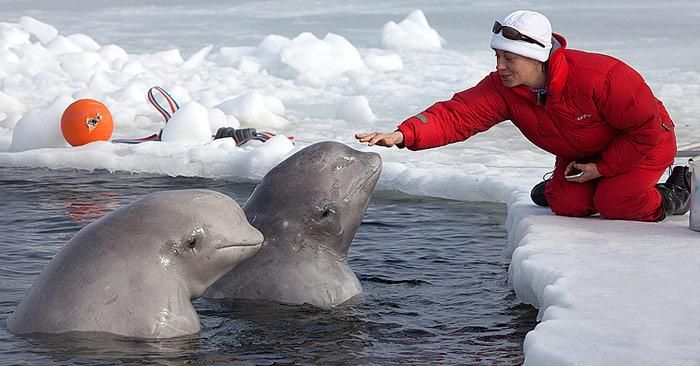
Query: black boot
531 180 550 207
656 166 691 219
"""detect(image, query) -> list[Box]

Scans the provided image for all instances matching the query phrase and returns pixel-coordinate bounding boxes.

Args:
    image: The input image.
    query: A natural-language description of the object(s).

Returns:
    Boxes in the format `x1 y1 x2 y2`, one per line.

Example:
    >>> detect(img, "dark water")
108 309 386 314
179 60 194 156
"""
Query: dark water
0 167 536 365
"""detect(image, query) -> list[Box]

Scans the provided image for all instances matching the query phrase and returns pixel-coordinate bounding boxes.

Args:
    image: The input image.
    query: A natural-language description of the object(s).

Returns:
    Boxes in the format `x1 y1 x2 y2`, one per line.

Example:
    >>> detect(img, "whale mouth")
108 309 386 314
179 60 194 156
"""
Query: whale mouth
344 163 381 202
216 241 263 250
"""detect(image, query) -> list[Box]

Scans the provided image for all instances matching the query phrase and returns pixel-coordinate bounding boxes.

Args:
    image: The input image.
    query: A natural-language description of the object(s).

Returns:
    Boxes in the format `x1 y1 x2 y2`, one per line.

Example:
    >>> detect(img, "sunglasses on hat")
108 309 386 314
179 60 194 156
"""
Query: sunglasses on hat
492 21 546 48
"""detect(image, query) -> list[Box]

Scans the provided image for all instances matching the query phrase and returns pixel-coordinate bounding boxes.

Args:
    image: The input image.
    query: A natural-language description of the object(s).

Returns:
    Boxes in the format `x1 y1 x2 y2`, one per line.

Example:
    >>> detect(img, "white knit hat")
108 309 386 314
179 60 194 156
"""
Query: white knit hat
490 10 552 62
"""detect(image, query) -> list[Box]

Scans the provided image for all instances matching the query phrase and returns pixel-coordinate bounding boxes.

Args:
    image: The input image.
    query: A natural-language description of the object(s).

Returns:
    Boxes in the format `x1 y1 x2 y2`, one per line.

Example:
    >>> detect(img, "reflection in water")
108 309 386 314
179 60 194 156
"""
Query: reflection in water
64 193 120 224
200 299 371 364
20 332 200 364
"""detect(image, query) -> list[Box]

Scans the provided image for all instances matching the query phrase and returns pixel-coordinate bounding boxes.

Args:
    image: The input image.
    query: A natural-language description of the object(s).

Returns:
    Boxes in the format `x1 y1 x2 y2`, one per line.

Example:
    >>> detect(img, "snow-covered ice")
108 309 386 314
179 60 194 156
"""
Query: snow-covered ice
0 1 699 364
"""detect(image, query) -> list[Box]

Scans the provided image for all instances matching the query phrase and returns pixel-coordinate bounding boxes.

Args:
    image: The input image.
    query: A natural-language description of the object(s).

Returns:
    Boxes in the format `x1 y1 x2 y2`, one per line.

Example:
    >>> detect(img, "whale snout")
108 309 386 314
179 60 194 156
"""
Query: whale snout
358 150 383 187
217 229 264 249
360 149 381 168
365 151 382 175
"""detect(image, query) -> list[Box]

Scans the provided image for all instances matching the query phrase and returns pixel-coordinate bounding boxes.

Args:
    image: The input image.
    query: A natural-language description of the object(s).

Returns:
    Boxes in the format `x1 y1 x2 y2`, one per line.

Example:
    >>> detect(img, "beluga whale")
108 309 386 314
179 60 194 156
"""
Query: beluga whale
8 189 263 339
206 141 382 308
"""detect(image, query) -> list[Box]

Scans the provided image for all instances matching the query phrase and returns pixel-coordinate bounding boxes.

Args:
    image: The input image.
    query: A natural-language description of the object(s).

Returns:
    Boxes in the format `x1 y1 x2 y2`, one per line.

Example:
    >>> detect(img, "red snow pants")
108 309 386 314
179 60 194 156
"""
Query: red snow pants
544 158 667 222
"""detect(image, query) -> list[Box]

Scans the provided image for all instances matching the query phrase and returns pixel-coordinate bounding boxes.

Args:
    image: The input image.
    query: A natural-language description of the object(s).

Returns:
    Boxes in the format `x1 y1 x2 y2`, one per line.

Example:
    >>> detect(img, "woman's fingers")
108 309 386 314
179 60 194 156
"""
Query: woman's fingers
565 162 602 183
356 132 390 146
355 132 375 141
369 133 389 146
355 131 404 147
564 161 576 176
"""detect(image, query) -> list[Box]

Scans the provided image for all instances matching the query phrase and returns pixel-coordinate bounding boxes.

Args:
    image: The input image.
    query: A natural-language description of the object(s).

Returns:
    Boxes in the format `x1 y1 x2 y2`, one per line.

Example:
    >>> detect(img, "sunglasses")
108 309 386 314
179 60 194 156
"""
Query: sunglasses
492 21 546 48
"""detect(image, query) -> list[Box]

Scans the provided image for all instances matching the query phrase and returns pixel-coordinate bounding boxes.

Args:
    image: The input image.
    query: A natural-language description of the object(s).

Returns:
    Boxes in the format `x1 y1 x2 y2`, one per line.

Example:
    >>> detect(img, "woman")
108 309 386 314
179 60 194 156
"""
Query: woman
355 10 690 221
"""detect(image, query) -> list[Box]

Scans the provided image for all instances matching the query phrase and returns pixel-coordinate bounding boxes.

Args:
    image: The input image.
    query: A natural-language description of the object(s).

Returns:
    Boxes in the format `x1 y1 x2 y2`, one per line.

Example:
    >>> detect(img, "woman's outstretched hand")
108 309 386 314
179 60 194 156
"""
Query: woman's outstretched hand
355 131 404 147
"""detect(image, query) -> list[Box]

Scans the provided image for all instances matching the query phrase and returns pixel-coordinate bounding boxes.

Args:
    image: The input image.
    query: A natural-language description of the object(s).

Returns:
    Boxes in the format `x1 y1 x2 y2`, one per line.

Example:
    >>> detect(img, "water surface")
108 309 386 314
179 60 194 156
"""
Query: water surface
0 167 536 365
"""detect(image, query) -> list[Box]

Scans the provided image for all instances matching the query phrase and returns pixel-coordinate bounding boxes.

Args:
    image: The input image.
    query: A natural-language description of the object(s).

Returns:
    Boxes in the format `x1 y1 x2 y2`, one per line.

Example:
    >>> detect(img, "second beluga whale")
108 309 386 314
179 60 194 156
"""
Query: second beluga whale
206 141 382 308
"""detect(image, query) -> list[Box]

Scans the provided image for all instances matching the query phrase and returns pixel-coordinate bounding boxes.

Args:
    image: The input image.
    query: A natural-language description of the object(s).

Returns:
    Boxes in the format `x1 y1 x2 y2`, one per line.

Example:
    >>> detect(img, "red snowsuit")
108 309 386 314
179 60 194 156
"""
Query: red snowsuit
396 34 677 221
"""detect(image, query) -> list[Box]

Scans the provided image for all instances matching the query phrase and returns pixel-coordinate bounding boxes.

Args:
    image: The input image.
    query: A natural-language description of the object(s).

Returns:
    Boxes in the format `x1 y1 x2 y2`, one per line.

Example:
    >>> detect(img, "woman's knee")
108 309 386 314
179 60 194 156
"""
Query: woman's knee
593 200 623 219
546 182 596 217
548 197 596 217
592 184 629 219
593 187 659 221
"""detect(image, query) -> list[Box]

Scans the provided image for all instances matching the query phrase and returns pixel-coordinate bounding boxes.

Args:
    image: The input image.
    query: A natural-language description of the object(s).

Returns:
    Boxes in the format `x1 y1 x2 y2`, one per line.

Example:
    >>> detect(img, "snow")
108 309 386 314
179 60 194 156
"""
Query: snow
160 102 212 144
381 10 445 51
1 2 699 365
19 16 56 45
506 196 700 365
215 90 287 129
9 95 71 152
336 96 376 123
281 32 367 85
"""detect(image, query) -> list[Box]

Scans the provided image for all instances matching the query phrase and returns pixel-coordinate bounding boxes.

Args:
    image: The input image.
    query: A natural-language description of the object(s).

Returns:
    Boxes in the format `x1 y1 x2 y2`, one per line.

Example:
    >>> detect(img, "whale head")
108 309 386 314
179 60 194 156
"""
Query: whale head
245 141 382 258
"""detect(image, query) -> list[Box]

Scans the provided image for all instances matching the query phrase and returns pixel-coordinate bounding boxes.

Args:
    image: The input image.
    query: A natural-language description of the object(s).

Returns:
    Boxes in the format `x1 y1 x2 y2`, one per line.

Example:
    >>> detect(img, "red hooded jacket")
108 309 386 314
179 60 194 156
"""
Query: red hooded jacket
396 34 676 177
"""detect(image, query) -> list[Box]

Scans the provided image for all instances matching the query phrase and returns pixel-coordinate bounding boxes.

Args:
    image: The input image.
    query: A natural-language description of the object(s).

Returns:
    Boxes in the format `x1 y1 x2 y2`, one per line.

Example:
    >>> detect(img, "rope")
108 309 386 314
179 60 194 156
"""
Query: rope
112 86 179 144
113 86 294 146
147 86 179 123
111 133 160 144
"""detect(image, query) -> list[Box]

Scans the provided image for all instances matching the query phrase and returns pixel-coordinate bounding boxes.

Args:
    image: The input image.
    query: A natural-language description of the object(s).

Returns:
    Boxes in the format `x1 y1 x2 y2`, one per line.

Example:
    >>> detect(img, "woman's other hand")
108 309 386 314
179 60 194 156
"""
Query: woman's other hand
355 131 404 147
565 161 602 183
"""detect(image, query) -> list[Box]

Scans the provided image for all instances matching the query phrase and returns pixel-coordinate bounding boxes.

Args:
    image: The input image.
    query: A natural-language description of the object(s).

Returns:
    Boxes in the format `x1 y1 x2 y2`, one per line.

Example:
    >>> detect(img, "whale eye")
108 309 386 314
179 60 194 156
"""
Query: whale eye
186 237 197 249
320 205 335 219
183 227 205 252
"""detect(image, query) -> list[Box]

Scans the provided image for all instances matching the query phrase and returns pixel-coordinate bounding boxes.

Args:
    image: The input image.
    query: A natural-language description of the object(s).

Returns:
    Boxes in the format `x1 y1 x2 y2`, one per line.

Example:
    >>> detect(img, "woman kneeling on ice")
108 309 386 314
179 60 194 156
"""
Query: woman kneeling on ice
356 10 690 222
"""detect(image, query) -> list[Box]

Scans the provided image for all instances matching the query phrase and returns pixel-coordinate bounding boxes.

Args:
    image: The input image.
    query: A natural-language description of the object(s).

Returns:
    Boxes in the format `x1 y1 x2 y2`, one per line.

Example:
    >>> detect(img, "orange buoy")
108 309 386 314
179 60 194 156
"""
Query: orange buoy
60 99 114 146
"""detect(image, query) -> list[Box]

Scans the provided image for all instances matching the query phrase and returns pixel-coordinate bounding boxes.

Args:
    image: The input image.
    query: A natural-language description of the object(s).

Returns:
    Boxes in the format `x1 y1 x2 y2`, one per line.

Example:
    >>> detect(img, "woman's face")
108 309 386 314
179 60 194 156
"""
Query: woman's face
494 50 544 88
